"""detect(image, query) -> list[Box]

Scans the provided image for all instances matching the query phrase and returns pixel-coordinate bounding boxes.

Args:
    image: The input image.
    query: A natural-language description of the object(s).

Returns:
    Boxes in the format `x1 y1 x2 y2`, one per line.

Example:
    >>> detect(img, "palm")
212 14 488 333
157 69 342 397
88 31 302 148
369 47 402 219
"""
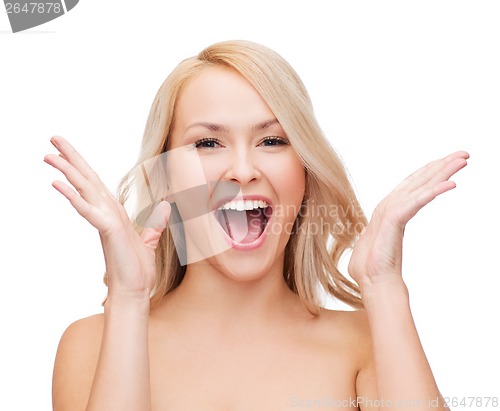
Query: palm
44 136 170 297
348 151 469 291
98 212 159 294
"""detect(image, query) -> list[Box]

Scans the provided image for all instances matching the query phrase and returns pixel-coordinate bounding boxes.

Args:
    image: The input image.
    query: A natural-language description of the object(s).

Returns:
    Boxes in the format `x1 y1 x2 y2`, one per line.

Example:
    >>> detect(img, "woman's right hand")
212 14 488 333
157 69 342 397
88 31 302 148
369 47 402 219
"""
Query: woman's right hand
44 136 171 303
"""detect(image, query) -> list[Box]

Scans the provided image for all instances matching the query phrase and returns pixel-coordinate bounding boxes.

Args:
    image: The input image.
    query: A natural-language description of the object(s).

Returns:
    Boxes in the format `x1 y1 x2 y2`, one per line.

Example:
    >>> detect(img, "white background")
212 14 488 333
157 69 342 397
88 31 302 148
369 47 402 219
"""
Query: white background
1 1 499 409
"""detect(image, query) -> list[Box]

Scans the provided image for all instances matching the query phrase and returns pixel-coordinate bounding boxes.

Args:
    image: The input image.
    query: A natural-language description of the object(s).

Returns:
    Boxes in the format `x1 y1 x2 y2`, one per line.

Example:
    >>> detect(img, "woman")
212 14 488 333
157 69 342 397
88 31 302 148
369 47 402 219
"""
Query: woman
46 40 467 410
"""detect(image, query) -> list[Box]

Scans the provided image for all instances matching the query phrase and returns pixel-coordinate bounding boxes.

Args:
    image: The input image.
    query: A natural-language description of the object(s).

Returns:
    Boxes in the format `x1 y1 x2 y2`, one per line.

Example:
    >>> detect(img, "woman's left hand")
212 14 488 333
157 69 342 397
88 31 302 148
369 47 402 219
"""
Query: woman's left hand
348 151 469 293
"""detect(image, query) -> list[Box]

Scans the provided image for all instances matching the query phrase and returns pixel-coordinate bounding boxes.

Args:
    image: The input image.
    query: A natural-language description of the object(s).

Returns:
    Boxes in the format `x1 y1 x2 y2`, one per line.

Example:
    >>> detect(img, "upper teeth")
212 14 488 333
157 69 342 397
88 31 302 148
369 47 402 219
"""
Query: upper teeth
217 200 269 211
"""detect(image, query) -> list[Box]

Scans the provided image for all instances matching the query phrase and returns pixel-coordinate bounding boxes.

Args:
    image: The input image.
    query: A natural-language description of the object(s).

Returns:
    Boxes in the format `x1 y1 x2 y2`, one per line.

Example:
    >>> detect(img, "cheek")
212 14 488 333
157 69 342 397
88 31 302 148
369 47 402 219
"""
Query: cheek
198 156 224 182
265 154 306 205
166 148 207 194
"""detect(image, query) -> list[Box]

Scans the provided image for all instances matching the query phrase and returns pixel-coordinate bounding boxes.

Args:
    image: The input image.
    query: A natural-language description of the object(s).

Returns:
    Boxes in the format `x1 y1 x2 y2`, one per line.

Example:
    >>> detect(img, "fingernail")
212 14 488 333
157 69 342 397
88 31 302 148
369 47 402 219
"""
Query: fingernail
51 135 63 146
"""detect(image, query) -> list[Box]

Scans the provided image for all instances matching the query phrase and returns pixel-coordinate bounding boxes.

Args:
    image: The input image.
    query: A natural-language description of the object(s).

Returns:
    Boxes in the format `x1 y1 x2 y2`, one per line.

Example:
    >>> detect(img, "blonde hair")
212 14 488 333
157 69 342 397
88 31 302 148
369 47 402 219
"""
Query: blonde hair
114 40 367 314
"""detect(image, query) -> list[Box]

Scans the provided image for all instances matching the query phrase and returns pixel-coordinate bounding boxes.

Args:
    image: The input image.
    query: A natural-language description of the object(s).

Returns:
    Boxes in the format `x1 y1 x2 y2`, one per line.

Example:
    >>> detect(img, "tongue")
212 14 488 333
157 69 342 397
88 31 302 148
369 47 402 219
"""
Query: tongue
220 209 265 244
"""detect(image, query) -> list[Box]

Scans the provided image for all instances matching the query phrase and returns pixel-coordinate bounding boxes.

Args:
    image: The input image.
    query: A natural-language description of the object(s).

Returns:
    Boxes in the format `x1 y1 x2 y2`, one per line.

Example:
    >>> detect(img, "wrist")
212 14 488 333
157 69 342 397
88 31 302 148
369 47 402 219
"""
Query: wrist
360 275 410 309
104 289 151 316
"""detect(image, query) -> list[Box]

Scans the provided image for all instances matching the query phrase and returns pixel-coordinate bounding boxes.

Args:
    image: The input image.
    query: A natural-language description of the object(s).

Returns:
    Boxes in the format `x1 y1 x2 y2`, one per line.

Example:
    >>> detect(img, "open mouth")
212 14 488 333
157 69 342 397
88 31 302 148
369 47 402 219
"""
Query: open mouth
215 199 272 244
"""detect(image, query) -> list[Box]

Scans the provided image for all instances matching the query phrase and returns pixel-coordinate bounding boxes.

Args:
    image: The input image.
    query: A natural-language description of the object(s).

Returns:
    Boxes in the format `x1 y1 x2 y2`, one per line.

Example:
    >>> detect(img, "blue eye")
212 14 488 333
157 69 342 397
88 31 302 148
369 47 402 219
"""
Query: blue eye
260 136 289 147
194 138 222 149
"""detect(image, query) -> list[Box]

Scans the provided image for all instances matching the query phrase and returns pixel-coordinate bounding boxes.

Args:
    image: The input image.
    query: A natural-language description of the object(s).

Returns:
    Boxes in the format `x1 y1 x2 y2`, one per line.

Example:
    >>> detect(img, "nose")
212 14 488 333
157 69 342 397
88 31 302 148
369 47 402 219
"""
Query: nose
223 147 261 185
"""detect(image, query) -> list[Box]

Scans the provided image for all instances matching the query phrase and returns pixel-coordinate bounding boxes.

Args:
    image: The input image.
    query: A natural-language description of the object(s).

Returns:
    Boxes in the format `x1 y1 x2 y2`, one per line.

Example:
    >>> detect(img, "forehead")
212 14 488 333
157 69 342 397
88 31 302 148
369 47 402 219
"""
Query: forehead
173 66 277 131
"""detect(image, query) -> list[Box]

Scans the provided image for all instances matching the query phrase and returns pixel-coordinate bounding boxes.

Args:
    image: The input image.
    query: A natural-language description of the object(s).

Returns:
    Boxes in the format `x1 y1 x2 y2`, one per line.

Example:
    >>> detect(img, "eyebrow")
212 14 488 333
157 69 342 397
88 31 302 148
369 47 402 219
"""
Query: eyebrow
252 118 279 131
184 118 280 134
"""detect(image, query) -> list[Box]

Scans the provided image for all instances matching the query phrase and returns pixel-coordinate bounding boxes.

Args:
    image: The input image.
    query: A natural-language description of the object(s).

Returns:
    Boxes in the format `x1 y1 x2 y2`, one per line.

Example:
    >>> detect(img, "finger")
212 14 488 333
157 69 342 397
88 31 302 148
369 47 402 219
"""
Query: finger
405 156 467 206
424 157 468 188
50 136 113 197
397 178 459 224
50 136 95 180
44 154 102 205
396 151 467 193
51 180 108 229
395 151 469 193
140 201 171 250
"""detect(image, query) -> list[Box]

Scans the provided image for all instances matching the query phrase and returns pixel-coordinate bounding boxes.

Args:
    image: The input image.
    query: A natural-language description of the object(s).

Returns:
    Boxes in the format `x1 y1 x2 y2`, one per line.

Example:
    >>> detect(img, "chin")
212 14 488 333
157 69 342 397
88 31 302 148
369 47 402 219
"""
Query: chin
207 250 282 283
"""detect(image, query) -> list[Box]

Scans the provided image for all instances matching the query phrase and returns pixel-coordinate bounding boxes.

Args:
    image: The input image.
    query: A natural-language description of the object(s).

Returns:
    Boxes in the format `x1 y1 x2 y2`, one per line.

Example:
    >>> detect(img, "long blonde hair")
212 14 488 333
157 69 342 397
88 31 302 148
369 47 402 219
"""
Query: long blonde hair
114 40 367 314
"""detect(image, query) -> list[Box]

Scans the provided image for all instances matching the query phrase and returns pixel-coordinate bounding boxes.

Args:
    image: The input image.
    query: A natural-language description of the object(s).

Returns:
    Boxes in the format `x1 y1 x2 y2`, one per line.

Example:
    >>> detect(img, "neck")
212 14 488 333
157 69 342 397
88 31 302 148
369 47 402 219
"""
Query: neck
158 256 306 330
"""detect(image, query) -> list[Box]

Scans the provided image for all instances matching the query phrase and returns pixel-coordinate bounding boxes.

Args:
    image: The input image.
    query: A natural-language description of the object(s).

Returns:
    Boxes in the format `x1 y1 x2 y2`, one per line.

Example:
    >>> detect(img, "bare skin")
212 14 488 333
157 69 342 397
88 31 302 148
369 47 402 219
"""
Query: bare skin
48 66 467 410
54 299 375 410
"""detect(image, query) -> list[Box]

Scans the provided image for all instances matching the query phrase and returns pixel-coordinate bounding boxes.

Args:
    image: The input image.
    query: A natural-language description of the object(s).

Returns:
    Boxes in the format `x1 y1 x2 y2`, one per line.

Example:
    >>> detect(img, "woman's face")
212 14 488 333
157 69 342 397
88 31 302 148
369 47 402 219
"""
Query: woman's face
167 66 306 280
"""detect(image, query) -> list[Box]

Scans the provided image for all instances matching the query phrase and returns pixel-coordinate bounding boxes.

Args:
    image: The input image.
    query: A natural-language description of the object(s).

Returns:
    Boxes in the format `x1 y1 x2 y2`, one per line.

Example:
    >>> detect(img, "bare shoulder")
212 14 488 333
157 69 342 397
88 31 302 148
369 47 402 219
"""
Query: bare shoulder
315 308 374 371
53 314 104 410
318 308 378 407
318 307 372 348
57 313 104 348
